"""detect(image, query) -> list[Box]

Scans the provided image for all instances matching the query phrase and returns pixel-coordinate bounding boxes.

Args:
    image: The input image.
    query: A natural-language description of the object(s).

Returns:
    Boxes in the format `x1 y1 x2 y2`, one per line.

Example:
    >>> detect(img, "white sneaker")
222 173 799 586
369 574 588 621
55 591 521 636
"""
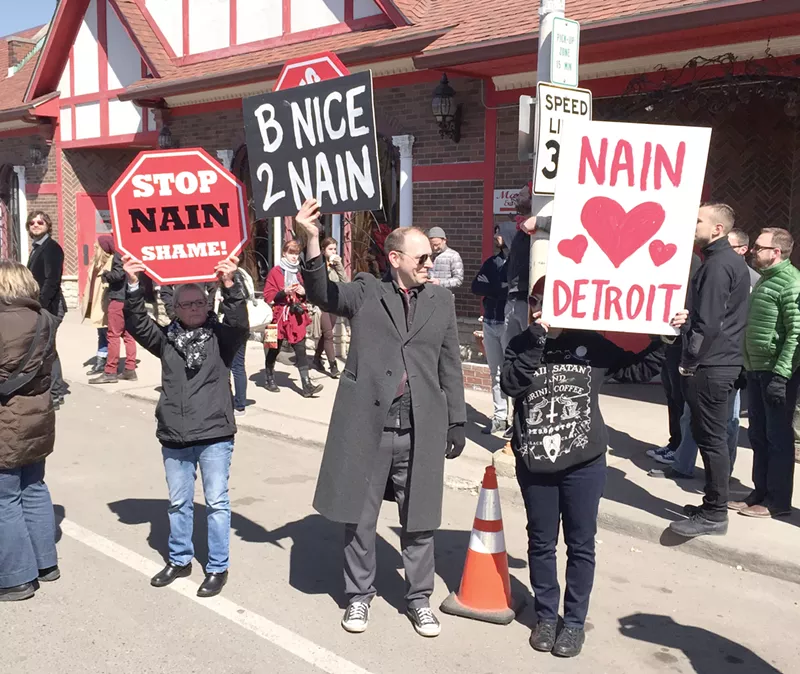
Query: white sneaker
341 602 369 633
406 606 441 637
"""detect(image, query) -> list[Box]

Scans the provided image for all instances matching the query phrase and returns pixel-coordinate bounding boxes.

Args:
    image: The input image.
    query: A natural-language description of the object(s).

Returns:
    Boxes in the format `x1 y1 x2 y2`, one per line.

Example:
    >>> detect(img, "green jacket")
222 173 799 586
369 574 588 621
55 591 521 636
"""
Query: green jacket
744 258 800 379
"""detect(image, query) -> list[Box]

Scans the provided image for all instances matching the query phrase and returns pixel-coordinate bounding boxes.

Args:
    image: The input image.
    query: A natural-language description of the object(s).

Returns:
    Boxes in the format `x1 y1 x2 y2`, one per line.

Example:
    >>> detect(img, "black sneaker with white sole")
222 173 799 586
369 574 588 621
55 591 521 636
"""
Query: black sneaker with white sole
341 601 369 633
406 606 441 637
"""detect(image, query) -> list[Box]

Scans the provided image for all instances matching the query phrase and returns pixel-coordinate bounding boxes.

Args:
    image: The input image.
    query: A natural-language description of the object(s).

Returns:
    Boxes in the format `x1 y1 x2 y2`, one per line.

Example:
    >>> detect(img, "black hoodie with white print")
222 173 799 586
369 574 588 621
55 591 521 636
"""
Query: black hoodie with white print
501 323 666 474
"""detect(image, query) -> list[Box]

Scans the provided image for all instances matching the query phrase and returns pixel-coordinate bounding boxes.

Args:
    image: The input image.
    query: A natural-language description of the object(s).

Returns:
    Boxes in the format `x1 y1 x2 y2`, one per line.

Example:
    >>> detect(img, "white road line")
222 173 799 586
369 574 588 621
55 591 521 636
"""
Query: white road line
59 518 374 674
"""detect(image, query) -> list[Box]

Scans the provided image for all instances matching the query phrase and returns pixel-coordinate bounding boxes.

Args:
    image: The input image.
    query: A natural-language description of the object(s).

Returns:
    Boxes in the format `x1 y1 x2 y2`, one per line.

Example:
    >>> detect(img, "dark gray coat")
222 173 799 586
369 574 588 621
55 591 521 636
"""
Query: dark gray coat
304 255 466 532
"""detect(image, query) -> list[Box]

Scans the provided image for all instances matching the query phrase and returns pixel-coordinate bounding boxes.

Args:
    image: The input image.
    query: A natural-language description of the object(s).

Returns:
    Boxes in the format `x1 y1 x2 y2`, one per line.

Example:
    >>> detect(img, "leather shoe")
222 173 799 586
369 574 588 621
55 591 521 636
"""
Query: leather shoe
740 504 790 518
553 625 585 658
0 582 35 602
38 565 60 582
197 571 228 598
150 562 192 587
529 620 557 652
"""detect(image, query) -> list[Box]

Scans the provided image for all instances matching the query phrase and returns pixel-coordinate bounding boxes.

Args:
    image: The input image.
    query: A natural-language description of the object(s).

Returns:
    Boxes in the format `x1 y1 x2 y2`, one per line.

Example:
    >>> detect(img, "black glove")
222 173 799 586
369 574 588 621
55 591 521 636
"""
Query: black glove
445 424 466 459
734 369 748 391
765 374 787 407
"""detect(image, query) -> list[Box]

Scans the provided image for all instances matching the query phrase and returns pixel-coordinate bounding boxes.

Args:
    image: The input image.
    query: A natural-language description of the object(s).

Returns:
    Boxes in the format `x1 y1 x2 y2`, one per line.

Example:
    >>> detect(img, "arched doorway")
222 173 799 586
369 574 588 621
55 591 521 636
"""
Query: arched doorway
0 164 22 261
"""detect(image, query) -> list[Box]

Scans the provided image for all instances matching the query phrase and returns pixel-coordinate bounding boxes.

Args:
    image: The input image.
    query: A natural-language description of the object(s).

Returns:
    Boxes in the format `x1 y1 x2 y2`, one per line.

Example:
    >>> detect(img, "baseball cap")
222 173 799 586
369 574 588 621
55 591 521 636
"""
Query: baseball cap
427 227 447 239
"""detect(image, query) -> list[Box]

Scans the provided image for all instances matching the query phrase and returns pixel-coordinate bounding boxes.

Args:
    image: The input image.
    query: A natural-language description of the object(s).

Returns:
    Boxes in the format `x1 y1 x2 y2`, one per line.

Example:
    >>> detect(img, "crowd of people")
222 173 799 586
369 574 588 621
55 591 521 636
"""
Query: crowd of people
1 198 798 662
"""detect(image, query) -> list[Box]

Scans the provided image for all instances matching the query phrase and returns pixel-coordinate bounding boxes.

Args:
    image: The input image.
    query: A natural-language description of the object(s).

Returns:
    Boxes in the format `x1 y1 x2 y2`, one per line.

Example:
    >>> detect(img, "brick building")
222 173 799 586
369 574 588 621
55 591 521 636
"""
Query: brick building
1 0 800 388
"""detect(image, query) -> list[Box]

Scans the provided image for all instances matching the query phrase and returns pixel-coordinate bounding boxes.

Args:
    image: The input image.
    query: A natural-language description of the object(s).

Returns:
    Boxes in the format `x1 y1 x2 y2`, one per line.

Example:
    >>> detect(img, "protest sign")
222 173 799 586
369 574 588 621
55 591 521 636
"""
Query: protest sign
242 70 382 219
542 120 711 335
109 148 248 284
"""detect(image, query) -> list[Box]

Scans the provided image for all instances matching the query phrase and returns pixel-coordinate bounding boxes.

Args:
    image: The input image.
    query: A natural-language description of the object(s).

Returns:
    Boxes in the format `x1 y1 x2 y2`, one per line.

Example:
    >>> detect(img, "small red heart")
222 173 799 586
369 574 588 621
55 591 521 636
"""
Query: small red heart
558 235 588 264
649 240 677 266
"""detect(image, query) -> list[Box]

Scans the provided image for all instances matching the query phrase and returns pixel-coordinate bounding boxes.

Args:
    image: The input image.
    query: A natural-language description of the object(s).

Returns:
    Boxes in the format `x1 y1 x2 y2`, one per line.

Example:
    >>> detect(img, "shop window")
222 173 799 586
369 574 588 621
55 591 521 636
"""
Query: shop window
0 165 21 262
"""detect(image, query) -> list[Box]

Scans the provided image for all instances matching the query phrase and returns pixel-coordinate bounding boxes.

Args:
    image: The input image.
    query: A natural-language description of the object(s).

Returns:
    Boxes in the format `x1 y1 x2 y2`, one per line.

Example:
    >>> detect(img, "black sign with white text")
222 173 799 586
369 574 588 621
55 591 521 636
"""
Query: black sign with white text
242 70 382 218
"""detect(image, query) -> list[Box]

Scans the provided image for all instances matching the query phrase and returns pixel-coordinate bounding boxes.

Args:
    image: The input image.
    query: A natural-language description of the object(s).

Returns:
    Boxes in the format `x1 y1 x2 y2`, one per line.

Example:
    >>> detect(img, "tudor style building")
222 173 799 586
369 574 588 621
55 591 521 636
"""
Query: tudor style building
1 0 800 386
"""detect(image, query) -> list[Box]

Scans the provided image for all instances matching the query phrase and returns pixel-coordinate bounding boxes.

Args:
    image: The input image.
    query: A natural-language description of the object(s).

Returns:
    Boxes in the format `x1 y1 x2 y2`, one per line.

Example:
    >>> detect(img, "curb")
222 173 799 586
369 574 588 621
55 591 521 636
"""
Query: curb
118 389 800 587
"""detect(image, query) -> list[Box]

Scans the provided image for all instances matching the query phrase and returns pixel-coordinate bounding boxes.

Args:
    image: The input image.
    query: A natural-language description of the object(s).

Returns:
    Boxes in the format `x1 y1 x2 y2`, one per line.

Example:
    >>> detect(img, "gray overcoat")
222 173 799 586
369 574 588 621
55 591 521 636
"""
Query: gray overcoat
304 255 466 532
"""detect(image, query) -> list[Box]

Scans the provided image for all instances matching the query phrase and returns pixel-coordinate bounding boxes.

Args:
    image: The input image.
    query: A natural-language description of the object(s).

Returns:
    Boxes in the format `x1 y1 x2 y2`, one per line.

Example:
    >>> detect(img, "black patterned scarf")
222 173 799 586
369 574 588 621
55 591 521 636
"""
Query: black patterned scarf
166 315 218 372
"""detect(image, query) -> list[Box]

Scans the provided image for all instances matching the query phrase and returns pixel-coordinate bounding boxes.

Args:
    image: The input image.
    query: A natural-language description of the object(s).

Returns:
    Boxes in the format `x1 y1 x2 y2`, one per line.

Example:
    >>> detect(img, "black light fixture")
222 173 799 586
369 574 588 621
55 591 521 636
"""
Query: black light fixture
431 74 462 143
28 144 43 166
158 124 177 149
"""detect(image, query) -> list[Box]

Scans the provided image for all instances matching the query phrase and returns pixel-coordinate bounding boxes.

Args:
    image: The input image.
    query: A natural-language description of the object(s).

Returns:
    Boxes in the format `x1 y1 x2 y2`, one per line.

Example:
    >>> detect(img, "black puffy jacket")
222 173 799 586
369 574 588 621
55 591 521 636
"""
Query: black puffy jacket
124 284 249 447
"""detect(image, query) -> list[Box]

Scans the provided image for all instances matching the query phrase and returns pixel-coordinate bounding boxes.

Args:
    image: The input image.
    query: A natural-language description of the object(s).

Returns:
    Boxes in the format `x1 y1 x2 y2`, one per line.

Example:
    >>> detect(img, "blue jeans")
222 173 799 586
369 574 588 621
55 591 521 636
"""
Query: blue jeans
231 344 247 411
747 371 799 511
0 461 58 589
672 391 740 477
97 328 108 358
162 440 233 573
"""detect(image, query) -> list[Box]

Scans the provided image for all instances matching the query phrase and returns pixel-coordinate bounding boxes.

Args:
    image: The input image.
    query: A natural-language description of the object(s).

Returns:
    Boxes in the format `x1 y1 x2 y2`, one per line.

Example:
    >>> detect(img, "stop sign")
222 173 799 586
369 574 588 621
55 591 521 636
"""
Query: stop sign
274 51 349 91
109 148 248 284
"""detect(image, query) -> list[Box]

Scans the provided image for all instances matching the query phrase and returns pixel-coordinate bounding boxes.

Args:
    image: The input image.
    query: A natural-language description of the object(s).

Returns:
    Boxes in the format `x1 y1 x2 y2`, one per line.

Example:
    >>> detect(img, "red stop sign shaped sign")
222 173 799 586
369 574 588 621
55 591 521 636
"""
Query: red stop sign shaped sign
274 51 349 91
109 148 248 284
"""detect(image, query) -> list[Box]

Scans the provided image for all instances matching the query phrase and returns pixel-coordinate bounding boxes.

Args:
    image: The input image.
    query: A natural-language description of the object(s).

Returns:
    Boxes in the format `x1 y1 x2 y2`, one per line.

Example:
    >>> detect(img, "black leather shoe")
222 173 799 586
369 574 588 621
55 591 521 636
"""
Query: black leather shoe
0 582 35 602
38 565 60 582
529 620 557 652
197 571 228 598
150 562 192 587
553 625 585 658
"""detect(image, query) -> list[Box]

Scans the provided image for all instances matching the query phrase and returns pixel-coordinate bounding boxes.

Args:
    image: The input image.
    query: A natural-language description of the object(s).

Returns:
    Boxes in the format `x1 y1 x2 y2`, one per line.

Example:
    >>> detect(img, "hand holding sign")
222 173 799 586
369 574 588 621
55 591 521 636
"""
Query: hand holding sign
295 198 322 238
214 254 239 288
122 254 146 285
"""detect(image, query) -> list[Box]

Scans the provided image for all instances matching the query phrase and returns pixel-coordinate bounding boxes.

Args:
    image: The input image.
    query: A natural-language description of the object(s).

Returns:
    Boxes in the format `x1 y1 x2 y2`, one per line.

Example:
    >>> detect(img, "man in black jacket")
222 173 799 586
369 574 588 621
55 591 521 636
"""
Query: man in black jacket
25 211 66 408
121 253 248 598
89 243 137 384
472 226 508 435
671 203 750 538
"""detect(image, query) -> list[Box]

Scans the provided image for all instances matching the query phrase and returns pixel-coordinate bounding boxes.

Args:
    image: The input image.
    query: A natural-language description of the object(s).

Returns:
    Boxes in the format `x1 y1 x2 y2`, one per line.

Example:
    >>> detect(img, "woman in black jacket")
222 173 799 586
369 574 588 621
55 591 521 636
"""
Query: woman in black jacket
121 254 249 599
501 287 686 658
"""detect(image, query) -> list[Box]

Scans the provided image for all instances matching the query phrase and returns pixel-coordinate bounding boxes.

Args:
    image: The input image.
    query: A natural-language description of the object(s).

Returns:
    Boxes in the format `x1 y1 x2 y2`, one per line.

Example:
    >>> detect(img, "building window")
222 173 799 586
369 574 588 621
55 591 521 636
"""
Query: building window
0 165 21 262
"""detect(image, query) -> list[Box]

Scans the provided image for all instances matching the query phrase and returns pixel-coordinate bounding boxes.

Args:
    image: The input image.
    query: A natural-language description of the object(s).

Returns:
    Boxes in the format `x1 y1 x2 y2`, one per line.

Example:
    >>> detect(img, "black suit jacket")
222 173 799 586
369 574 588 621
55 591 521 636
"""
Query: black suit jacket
27 237 65 317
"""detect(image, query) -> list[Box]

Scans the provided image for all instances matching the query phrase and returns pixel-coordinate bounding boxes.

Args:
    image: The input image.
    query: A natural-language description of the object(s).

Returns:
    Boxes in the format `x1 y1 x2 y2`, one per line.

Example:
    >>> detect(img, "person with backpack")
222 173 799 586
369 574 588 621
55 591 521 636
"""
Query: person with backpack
0 261 60 601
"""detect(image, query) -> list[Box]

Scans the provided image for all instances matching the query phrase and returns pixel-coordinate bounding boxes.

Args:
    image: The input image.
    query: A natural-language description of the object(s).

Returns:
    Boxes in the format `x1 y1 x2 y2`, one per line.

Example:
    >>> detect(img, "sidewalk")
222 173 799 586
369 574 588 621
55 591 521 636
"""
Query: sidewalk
56 314 800 584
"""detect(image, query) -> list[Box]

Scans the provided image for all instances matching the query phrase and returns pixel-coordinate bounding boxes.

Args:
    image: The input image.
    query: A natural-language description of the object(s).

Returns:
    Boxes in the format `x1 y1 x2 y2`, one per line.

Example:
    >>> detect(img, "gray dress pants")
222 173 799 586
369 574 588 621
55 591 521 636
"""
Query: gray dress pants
344 428 435 609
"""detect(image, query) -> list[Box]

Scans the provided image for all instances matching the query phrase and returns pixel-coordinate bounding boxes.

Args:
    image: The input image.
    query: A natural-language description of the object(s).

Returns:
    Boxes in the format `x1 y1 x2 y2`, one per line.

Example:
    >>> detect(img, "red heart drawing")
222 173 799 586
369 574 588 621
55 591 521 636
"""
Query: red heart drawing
580 197 666 268
649 240 677 266
558 235 588 264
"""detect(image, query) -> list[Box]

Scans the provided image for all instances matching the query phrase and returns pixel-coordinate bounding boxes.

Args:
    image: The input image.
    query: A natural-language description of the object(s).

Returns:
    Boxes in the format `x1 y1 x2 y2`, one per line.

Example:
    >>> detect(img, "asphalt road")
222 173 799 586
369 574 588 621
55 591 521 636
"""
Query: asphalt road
3 384 798 674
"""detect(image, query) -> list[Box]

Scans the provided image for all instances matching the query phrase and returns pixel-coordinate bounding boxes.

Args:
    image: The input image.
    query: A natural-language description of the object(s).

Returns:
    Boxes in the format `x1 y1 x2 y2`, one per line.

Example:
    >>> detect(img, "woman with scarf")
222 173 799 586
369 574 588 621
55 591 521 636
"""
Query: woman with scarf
81 236 113 376
501 281 687 658
121 253 249 599
312 237 346 378
263 240 323 398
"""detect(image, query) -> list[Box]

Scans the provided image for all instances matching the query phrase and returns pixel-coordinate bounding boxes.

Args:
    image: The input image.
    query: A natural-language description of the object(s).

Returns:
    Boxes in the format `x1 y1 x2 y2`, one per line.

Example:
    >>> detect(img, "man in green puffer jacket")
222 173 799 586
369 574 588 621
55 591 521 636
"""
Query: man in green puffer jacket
733 228 800 518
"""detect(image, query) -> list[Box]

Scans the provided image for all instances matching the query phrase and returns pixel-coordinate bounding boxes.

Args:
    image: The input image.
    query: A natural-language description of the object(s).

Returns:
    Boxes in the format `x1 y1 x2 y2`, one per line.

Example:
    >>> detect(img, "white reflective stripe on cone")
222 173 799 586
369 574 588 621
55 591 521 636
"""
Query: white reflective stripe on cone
475 488 502 521
469 528 507 555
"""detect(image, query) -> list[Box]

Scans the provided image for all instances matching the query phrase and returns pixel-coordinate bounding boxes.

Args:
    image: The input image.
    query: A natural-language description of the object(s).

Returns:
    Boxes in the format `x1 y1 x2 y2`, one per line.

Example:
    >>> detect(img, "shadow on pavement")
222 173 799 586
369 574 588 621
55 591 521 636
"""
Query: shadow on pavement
107 498 271 570
248 369 305 397
263 514 399 611
618 613 783 673
465 403 507 453
54 504 65 544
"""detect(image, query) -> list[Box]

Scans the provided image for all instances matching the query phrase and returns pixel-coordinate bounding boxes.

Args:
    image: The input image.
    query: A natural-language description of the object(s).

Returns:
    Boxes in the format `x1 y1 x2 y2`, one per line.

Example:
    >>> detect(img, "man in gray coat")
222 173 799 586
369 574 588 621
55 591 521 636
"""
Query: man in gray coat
295 199 466 639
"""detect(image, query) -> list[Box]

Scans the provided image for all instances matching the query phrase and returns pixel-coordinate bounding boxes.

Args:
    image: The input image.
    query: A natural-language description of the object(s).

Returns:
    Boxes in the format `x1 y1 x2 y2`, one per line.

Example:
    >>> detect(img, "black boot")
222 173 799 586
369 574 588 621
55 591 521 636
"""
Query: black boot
264 367 280 393
87 357 106 375
312 355 326 374
300 368 323 398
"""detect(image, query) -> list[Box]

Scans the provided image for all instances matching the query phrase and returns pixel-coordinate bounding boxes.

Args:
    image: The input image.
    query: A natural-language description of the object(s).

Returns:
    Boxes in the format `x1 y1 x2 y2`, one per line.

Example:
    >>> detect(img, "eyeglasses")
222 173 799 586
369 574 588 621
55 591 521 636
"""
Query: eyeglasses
398 252 431 266
176 300 206 310
751 244 779 254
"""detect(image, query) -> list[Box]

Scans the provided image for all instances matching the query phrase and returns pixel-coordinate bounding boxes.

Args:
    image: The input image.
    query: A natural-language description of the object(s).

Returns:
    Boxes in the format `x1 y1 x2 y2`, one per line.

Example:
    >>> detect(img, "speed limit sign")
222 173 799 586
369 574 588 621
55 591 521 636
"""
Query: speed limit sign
533 82 592 195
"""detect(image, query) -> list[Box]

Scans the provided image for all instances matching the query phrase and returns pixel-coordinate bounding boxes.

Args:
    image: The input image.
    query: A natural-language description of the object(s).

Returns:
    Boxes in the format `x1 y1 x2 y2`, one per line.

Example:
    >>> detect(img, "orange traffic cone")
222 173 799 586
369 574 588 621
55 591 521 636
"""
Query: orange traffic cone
440 466 524 624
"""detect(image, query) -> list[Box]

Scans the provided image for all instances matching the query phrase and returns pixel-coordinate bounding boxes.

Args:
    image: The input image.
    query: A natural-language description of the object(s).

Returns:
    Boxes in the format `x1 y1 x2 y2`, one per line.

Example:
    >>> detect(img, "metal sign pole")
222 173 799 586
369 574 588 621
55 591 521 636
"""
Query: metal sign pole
529 0 566 299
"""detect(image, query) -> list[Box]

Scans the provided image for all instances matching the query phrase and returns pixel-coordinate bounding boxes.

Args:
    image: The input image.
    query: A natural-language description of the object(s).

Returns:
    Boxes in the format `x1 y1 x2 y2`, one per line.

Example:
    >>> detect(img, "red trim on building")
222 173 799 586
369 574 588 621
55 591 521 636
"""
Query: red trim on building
55 121 64 259
414 163 485 182
0 127 38 138
344 0 354 23
69 48 76 141
97 0 110 139
183 0 190 57
60 88 127 106
482 83 498 262
130 0 178 60
282 0 291 36
26 183 59 196
174 14 390 67
372 0 410 27
61 131 159 149
230 0 237 46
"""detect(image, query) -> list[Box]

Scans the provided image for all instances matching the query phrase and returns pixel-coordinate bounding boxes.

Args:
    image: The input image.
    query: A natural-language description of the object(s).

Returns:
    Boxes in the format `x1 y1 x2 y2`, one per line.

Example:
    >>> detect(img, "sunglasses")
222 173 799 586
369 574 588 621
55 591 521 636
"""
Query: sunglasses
176 300 206 310
398 252 431 266
751 244 779 254
29 219 46 226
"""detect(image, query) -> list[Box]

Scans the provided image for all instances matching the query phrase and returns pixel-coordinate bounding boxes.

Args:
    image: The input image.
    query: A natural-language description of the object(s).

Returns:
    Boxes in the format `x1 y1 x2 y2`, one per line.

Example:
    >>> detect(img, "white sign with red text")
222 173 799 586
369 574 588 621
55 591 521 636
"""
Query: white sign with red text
542 120 711 335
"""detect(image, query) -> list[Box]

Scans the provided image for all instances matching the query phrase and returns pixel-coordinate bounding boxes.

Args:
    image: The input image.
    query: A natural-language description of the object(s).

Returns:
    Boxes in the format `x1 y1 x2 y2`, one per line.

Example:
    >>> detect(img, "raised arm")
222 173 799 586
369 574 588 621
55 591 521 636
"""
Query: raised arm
500 323 547 399
214 257 250 364
124 286 166 358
